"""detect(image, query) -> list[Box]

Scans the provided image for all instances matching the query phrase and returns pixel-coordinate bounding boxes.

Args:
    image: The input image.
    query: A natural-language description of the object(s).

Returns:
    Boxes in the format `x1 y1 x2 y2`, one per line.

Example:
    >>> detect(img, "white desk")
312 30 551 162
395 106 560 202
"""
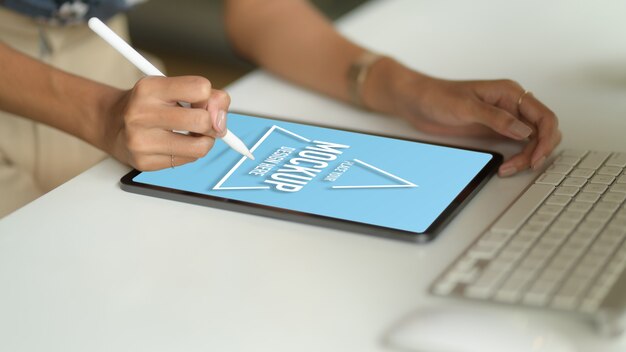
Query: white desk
2 1 626 351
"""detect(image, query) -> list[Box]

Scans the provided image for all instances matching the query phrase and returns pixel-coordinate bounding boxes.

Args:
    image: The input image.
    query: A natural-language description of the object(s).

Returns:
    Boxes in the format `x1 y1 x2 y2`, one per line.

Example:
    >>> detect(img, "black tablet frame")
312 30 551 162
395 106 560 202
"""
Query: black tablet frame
120 112 503 243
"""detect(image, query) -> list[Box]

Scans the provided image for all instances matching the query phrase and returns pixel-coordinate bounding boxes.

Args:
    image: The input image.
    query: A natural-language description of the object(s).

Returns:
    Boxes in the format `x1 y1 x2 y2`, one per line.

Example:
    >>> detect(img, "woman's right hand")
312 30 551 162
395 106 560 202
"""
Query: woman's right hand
100 76 231 171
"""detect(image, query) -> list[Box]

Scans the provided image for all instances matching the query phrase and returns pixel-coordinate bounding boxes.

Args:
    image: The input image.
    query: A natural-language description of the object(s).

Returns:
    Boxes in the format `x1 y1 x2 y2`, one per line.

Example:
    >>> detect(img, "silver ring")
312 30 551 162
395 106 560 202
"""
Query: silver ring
170 155 175 169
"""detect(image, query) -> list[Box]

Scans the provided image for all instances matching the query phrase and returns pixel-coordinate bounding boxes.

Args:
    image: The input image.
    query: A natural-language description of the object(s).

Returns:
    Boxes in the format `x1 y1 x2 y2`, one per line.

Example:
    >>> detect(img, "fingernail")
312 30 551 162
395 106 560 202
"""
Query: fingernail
532 155 546 170
508 120 533 139
215 110 227 135
499 165 517 177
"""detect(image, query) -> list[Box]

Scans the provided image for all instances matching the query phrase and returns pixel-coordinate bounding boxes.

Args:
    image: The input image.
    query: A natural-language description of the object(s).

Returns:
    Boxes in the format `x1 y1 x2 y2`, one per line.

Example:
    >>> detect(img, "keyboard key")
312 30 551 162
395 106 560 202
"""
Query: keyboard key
536 172 565 185
590 175 615 185
562 177 587 188
555 155 581 166
520 254 550 270
608 218 626 229
538 204 564 215
464 270 508 299
517 229 543 241
593 201 620 213
605 152 626 167
562 240 590 257
578 151 610 170
610 184 626 193
552 278 589 309
468 242 501 260
579 297 602 313
582 184 608 194
524 280 559 306
583 282 612 308
491 184 554 234
562 149 588 158
601 227 626 241
508 236 536 252
568 230 596 247
542 230 570 245
546 195 571 206
453 256 479 271
587 209 613 222
494 272 535 302
551 219 577 233
446 267 480 284
576 192 601 203
567 201 593 213
598 166 623 176
528 213 556 226
603 192 626 204
577 220 604 236
596 233 622 250
554 186 580 197
559 210 584 223
479 231 513 245
547 163 573 174
570 168 595 179
499 247 527 262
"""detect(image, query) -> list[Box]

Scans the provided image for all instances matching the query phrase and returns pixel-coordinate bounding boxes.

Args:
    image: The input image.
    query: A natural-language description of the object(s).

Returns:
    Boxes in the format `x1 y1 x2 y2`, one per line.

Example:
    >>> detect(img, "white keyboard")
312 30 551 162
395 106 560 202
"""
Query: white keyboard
431 150 626 334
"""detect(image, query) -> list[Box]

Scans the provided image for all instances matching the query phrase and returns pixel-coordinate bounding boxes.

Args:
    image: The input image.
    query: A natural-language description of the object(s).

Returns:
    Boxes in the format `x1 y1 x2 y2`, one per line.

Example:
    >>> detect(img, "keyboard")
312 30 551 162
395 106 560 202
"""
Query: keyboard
430 149 626 335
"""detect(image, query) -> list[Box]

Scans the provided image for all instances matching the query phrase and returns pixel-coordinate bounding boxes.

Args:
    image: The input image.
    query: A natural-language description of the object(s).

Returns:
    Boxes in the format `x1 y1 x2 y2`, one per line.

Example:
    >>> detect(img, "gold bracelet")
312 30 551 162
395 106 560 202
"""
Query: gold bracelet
347 51 384 108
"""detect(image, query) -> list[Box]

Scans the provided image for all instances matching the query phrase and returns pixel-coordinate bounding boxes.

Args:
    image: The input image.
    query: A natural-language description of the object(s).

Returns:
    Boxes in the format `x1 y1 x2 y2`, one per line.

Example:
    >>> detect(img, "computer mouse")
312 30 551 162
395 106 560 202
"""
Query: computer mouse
384 306 577 352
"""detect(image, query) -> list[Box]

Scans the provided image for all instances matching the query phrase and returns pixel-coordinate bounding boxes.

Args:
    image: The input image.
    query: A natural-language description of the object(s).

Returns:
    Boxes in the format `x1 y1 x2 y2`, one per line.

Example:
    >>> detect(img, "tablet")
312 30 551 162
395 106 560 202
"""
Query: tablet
121 112 502 242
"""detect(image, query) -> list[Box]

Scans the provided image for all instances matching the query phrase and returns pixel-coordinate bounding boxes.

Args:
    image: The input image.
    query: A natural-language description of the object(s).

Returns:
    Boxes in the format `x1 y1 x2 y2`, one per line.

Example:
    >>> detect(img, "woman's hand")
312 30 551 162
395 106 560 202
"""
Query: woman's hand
363 58 561 177
99 76 231 171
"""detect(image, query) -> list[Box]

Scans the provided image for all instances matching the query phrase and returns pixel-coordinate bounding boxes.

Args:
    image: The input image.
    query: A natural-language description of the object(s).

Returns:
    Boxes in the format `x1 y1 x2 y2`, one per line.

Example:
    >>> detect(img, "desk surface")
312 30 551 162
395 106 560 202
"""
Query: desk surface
2 1 626 351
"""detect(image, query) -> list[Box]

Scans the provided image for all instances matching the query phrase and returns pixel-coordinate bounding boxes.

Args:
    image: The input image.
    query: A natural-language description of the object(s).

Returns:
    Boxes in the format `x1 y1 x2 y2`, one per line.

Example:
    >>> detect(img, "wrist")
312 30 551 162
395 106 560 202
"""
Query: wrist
86 85 126 156
360 57 431 116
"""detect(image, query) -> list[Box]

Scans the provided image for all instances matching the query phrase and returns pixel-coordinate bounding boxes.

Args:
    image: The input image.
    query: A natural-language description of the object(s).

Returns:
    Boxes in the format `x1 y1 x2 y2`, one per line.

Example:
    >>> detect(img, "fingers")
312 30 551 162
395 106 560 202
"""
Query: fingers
470 102 534 141
127 129 215 158
518 93 561 168
131 154 198 171
135 76 213 105
130 76 231 137
206 89 231 137
151 106 213 135
118 76 231 171
498 138 538 177
127 132 215 171
473 80 561 175
165 132 216 159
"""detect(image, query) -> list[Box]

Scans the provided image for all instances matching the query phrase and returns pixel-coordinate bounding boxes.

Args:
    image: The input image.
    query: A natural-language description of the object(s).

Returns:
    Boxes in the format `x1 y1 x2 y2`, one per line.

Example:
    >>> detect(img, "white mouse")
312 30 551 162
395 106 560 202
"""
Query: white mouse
384 306 577 352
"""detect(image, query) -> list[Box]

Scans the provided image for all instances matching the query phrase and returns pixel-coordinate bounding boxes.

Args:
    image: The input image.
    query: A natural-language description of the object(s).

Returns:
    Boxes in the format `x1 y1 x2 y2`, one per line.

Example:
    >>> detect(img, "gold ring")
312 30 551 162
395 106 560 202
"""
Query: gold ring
170 155 175 169
517 90 532 109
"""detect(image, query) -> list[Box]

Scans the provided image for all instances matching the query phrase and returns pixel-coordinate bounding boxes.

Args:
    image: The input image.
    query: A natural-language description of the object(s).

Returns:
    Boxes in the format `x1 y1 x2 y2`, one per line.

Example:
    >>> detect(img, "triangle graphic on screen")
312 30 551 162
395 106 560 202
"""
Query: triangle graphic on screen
330 159 417 189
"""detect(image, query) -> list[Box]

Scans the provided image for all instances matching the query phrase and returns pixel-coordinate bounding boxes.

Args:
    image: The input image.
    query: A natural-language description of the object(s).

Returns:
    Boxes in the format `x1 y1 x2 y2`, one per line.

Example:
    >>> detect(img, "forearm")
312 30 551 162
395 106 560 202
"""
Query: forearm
0 42 120 150
224 0 427 114
225 0 366 102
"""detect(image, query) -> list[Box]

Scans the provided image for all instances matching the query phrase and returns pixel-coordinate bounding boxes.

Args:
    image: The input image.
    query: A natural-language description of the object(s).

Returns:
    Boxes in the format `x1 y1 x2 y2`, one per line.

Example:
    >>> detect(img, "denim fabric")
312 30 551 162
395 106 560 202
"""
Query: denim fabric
2 0 143 24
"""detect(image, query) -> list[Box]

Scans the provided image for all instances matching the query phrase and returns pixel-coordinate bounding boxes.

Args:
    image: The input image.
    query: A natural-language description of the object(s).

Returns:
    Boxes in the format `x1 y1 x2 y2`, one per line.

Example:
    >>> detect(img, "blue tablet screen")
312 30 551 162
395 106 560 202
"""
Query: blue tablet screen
133 113 494 233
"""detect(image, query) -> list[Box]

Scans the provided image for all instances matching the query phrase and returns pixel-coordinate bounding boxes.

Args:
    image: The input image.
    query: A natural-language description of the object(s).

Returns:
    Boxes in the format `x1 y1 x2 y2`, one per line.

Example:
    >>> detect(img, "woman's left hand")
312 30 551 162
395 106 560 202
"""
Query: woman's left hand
363 58 562 177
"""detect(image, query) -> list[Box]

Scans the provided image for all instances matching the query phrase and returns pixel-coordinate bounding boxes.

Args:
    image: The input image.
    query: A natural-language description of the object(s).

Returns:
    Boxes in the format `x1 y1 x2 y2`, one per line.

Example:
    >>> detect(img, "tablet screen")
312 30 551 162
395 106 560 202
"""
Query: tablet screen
130 113 497 234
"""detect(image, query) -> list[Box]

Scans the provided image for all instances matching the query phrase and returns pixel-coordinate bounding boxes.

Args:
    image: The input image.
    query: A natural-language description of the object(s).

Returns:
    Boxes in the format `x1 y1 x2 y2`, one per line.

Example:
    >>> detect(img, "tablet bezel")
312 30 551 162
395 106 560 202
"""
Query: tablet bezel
120 112 503 242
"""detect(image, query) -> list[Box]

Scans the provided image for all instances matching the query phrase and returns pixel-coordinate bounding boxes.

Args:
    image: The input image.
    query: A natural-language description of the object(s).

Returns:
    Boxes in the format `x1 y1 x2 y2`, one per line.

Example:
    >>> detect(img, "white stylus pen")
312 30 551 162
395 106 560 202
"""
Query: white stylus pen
87 17 255 161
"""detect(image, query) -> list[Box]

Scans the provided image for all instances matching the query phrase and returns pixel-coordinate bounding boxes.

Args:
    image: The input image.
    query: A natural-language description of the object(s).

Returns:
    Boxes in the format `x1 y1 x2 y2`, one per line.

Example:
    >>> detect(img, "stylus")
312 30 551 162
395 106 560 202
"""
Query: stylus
87 17 255 161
